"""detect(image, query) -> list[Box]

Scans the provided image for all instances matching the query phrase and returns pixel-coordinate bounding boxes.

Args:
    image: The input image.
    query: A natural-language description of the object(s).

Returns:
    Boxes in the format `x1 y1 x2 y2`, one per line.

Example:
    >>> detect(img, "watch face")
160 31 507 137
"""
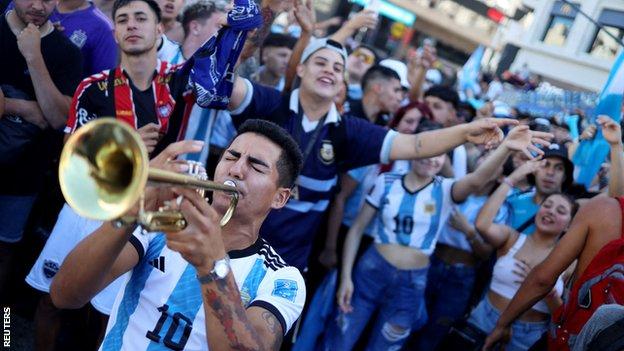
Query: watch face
214 261 229 278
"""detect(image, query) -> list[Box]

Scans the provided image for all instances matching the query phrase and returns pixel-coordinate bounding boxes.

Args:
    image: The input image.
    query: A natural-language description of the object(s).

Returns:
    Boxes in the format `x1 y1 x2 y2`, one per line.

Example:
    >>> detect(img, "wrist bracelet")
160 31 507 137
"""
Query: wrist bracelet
502 177 515 188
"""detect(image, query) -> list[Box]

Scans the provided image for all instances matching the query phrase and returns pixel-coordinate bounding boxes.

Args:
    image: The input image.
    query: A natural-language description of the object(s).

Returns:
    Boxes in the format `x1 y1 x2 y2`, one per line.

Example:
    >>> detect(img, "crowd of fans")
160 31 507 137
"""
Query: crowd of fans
1 0 624 350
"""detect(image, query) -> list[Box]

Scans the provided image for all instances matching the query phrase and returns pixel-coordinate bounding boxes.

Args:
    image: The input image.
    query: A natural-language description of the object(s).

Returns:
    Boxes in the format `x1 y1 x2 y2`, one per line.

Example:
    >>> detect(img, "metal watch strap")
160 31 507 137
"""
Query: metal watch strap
197 255 230 284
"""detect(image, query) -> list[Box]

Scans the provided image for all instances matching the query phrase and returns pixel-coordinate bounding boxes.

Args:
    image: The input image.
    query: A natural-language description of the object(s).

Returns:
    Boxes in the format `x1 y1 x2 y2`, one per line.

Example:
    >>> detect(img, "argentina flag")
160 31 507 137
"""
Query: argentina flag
458 45 485 100
572 51 624 188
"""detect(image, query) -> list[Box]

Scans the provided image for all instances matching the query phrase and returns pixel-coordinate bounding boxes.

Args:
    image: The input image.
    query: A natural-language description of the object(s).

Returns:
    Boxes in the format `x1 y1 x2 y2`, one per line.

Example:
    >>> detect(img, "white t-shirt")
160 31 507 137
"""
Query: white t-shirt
100 230 306 351
157 34 182 64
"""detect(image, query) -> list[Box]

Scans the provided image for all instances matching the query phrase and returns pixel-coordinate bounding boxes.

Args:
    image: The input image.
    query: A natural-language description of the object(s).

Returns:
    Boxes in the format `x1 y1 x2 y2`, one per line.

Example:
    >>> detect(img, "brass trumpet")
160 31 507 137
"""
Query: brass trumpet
58 119 239 232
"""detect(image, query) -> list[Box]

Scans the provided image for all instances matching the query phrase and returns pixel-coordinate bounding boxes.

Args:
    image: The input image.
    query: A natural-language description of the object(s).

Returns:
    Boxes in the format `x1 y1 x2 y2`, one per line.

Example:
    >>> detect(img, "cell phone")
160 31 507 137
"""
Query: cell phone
366 0 380 13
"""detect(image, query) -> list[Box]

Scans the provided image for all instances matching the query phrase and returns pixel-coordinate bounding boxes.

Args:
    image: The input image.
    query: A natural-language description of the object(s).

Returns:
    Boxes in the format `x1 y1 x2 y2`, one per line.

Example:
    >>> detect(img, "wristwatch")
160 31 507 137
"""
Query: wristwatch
197 255 231 284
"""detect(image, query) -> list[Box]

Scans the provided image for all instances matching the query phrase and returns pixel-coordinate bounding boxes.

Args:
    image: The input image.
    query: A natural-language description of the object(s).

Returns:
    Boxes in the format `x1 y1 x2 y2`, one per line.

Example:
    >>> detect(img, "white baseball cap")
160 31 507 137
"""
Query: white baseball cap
380 59 410 89
300 37 348 65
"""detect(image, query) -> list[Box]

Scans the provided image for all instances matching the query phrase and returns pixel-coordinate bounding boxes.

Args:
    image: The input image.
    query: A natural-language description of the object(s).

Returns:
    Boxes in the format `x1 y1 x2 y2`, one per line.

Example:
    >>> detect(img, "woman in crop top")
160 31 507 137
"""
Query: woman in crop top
322 126 551 351
412 150 507 351
472 158 578 351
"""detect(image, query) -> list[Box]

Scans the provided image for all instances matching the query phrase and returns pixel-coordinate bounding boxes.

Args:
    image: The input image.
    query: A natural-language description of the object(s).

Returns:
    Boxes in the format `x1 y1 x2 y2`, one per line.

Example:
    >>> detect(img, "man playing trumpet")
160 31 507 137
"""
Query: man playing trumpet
51 119 306 351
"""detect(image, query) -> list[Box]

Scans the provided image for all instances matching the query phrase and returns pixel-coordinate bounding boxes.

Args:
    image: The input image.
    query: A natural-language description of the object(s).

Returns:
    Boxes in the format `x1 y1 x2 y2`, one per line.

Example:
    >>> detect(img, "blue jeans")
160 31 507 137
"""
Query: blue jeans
413 255 477 350
323 246 428 351
468 297 549 351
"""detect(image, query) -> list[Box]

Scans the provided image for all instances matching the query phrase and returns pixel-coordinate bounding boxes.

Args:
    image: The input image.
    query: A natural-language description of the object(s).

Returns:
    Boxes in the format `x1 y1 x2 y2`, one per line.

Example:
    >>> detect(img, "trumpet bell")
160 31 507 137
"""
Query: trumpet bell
59 119 149 221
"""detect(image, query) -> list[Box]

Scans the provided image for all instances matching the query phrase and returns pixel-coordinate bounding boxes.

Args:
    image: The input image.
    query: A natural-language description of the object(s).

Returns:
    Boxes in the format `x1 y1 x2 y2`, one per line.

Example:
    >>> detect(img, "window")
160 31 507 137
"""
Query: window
587 9 624 60
542 1 578 46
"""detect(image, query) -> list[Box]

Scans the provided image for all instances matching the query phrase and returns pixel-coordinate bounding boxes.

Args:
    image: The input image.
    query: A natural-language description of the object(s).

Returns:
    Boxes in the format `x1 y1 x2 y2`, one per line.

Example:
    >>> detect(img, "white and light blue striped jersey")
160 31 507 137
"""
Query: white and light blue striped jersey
437 195 509 252
100 230 305 351
366 173 456 255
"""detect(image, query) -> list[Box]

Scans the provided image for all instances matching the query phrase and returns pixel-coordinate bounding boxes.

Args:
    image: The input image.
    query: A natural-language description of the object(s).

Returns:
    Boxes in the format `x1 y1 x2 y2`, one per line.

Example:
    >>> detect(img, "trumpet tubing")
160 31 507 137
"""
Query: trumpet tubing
59 119 238 231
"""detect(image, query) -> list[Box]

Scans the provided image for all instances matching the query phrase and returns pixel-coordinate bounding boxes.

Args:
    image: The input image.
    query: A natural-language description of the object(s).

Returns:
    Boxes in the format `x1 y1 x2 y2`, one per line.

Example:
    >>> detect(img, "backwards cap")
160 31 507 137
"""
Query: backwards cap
300 37 348 65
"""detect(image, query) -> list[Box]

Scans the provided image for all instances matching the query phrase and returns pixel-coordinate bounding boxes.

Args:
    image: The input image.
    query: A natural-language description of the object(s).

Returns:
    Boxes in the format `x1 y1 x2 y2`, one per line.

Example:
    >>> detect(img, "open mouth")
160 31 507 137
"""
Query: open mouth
541 215 554 225
317 76 335 87
164 3 175 12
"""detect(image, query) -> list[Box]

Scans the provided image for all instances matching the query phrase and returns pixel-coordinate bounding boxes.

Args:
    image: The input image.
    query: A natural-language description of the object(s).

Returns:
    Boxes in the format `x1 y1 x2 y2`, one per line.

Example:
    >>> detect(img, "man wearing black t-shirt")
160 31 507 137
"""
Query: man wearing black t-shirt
0 0 83 294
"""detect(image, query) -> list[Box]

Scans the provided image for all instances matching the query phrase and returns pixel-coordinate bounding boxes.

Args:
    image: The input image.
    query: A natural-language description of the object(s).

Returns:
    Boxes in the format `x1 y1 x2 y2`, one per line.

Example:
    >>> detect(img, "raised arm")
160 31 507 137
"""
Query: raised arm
389 118 519 161
407 46 436 103
453 125 551 202
475 159 543 249
597 115 624 197
283 0 314 94
329 9 377 45
483 198 598 351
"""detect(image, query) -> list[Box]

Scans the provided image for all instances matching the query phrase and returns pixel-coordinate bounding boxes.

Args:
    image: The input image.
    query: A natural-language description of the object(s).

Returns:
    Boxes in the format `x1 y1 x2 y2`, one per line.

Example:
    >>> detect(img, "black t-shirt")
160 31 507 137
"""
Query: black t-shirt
130 82 158 127
344 98 391 127
0 16 83 195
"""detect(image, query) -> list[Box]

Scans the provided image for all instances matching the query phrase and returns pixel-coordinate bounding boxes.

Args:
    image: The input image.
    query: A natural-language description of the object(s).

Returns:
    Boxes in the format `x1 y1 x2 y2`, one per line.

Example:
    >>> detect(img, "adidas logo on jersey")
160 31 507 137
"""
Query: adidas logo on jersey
149 256 166 272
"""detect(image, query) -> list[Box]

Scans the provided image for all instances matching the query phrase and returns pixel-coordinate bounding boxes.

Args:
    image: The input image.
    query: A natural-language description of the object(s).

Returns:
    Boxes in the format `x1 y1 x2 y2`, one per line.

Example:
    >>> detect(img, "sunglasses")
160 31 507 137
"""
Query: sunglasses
353 49 375 65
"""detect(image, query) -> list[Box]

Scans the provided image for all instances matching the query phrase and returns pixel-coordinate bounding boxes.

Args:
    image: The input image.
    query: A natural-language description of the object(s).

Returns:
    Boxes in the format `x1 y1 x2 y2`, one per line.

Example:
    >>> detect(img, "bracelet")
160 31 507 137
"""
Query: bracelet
502 177 515 188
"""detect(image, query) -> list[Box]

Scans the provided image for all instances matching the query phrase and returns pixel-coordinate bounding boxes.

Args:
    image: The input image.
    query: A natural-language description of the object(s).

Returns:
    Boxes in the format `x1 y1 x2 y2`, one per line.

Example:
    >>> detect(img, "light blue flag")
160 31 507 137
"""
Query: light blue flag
572 51 624 188
458 46 485 100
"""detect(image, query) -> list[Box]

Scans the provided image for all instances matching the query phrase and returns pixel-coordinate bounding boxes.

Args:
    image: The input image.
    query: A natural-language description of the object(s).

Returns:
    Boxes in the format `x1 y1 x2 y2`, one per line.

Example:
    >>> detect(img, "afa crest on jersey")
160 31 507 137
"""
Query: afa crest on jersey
319 140 335 165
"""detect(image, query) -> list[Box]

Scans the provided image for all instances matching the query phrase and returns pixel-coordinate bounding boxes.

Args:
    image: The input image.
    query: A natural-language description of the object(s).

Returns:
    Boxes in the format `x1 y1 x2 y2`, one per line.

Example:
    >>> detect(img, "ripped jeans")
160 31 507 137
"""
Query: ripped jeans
323 246 428 351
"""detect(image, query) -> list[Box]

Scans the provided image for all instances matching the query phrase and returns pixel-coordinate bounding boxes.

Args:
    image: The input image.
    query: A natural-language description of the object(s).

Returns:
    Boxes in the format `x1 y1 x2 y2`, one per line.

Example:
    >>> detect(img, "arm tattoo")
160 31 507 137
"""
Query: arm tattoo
261 311 283 351
414 134 423 157
204 278 264 351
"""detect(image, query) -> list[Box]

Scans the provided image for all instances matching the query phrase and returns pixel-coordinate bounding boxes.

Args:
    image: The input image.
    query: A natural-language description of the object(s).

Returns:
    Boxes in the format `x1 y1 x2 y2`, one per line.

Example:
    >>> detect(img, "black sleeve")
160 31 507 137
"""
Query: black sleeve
51 36 84 96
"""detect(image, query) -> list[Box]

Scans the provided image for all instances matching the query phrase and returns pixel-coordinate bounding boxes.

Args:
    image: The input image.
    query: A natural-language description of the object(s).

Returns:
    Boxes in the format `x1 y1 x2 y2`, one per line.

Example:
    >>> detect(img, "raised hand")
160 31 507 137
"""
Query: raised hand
264 0 294 13
465 118 519 149
165 186 226 273
507 158 545 185
503 125 552 159
597 115 622 146
132 140 204 216
579 124 597 141
293 0 315 34
345 9 378 32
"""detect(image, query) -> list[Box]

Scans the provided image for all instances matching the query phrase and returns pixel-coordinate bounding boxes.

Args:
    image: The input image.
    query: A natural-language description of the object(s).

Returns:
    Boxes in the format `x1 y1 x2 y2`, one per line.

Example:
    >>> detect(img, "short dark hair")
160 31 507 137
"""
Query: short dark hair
361 65 401 93
179 0 222 37
262 33 297 50
112 0 162 23
236 120 303 188
424 85 460 110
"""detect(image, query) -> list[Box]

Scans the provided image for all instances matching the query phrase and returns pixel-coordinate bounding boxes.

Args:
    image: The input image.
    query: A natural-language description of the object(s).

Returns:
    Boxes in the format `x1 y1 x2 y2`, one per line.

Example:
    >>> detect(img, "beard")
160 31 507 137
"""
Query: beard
14 7 49 27
122 37 158 57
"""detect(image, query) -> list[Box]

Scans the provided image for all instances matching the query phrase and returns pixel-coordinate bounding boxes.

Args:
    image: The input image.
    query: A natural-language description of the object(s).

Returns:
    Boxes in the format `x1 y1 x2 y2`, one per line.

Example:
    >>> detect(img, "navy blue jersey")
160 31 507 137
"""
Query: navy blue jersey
230 80 396 269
